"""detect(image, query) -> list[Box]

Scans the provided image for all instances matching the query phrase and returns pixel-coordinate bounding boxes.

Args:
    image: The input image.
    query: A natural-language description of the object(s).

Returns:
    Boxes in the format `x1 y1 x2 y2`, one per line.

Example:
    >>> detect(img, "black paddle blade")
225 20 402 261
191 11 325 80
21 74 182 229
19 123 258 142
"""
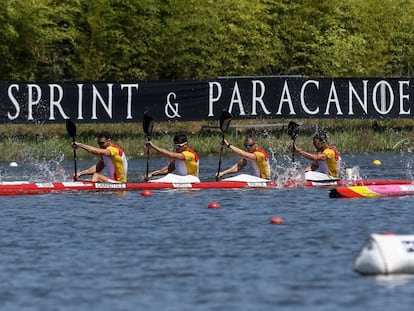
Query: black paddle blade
287 121 300 140
66 119 77 137
143 112 154 139
219 110 232 133
65 119 78 181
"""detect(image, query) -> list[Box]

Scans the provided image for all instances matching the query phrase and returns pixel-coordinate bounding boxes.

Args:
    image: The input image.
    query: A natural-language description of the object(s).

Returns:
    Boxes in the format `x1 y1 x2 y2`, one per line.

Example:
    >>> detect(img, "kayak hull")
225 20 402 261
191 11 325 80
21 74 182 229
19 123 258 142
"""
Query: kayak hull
0 179 412 196
330 184 414 198
0 180 279 196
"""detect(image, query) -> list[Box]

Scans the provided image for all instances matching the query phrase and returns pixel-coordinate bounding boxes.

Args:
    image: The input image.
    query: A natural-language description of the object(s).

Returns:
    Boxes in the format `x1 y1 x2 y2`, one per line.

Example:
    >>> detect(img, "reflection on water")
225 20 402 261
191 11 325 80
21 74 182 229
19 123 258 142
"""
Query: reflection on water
374 274 414 288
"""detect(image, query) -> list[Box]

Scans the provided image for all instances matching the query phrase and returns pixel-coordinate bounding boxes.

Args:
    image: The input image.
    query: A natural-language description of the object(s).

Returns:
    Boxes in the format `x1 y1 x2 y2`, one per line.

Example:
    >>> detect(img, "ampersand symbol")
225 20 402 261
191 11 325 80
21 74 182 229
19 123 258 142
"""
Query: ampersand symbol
165 92 181 118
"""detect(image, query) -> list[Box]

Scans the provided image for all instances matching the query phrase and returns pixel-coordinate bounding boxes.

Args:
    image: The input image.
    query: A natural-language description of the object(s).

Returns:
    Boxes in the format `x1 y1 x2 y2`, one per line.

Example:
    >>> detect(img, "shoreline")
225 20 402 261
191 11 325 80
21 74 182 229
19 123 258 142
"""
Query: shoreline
1 119 413 162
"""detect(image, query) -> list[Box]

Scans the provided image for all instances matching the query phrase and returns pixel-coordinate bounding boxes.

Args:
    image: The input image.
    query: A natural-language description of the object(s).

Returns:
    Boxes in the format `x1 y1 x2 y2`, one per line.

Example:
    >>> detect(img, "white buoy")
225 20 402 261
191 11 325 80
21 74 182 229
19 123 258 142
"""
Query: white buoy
353 233 414 275
9 161 18 167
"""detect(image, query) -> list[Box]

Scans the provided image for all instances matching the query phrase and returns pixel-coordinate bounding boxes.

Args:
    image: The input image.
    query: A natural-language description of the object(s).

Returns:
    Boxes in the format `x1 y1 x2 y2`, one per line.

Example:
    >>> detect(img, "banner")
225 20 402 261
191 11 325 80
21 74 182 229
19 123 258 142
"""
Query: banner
0 77 413 123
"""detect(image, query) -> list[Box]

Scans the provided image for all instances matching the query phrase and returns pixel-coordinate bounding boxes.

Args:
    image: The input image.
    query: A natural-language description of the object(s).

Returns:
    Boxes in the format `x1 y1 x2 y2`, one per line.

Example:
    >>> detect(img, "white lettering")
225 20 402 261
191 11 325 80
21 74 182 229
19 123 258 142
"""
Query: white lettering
276 81 295 115
348 80 368 115
301 80 319 115
27 84 42 121
373 81 393 115
92 84 113 119
7 84 20 120
251 80 271 115
399 81 410 115
228 82 246 115
77 84 84 119
401 185 414 191
208 82 222 117
324 81 343 115
121 83 139 119
49 84 68 120
165 92 181 118
2 79 414 122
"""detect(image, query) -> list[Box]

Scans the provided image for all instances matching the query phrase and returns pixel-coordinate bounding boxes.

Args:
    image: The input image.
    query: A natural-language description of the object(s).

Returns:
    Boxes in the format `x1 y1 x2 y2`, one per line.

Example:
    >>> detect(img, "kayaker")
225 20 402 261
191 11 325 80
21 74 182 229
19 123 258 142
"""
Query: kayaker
292 129 340 178
72 131 128 182
145 133 199 181
217 136 271 179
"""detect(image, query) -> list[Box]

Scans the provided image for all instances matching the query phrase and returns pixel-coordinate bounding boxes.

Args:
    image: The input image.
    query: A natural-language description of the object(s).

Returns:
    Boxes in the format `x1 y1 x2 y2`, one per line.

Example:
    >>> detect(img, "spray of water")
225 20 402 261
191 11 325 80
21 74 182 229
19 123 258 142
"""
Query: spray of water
405 155 414 181
267 146 307 186
6 133 67 182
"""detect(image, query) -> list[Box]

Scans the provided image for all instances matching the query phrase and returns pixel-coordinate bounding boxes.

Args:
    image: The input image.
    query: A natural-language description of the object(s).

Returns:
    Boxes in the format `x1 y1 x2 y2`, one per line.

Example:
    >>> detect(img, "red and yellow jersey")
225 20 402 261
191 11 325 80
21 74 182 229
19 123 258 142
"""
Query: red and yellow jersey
249 147 271 179
321 146 339 177
102 144 128 182
175 147 199 176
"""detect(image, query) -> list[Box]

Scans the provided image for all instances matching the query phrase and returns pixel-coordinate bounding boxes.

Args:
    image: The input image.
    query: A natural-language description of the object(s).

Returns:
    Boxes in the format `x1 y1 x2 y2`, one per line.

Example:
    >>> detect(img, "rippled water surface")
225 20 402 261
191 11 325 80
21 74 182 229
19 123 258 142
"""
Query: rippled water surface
1 152 414 311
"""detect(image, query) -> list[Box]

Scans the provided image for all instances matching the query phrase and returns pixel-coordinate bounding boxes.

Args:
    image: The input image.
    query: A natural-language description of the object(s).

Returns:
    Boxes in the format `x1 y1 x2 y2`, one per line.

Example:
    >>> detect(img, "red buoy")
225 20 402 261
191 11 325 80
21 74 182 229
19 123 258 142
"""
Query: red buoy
208 202 220 209
270 216 283 225
141 189 152 196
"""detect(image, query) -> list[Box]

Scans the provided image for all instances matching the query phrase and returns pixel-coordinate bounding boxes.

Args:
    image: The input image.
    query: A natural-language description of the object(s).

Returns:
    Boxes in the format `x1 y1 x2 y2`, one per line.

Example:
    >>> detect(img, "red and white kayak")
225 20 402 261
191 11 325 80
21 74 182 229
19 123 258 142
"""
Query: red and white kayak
330 183 414 198
0 179 279 196
0 172 412 196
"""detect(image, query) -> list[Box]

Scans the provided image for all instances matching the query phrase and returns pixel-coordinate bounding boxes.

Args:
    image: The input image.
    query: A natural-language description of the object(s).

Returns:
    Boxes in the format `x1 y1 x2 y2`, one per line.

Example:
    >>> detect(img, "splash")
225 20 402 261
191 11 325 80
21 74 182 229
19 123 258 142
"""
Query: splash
268 148 307 186
5 134 68 182
276 165 307 187
23 154 68 182
405 156 414 181
343 166 361 185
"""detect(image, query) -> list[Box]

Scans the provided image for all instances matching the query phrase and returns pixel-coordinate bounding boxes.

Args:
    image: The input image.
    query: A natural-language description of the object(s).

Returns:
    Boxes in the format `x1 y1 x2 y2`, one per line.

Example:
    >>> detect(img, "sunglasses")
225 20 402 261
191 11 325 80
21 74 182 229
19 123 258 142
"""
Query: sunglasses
244 144 254 149
174 142 187 149
98 141 107 146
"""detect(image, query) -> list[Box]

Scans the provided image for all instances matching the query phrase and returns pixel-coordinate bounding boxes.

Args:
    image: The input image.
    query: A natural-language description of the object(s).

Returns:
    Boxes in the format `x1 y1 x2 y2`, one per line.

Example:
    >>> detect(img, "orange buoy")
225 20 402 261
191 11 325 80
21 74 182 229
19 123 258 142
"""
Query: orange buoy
208 202 220 209
141 189 152 196
270 216 283 225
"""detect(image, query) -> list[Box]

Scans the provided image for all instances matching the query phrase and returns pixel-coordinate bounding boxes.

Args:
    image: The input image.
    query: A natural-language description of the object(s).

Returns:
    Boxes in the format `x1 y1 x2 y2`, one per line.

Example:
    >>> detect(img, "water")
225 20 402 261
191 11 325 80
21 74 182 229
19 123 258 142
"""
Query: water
1 153 414 310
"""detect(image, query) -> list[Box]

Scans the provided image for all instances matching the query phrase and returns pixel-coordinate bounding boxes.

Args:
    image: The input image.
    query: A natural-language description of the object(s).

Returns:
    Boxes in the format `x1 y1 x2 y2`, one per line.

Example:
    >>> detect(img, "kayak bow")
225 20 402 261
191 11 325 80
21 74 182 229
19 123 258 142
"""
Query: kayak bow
330 183 414 198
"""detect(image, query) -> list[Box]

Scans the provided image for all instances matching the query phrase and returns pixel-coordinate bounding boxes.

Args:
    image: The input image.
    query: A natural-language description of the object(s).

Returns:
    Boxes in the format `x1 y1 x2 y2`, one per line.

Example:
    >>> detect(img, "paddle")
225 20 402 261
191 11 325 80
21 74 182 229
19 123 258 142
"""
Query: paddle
216 110 233 181
66 119 78 181
143 112 155 181
287 121 300 162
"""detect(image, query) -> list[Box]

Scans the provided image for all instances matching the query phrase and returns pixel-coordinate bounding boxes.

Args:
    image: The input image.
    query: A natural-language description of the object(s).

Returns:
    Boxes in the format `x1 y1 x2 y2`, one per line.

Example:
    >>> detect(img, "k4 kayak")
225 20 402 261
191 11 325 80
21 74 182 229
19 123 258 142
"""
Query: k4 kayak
330 183 414 198
0 180 279 196
0 176 412 196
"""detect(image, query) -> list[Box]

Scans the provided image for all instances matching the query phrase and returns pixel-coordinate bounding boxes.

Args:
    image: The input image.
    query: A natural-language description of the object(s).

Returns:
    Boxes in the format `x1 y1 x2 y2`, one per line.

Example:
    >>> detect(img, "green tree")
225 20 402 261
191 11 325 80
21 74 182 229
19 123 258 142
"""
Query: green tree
2 0 414 80
350 0 414 77
72 0 164 80
154 0 280 79
0 0 79 80
266 0 365 76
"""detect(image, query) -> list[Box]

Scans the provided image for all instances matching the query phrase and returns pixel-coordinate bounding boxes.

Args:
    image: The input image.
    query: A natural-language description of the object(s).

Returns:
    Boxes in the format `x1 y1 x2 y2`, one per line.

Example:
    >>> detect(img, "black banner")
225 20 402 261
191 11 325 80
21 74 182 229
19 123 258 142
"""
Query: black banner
0 77 413 123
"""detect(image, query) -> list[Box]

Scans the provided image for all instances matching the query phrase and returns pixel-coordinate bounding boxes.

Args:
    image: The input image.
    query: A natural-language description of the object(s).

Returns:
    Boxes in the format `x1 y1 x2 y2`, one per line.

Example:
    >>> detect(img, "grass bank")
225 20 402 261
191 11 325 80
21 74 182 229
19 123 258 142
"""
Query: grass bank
1 119 414 162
